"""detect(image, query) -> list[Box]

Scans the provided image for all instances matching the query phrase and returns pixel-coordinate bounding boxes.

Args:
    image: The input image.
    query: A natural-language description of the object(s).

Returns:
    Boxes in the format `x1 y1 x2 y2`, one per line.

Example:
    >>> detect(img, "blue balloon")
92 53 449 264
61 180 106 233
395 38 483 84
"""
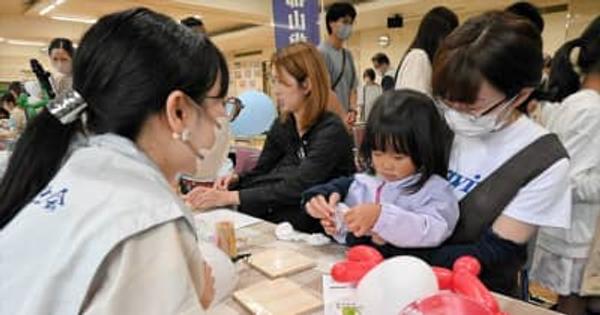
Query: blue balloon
231 90 277 137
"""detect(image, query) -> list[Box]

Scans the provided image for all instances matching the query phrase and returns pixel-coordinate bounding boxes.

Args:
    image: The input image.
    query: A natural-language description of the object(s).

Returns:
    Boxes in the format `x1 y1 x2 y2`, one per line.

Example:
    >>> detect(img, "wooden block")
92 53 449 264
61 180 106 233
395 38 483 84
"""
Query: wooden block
234 278 322 315
248 248 316 278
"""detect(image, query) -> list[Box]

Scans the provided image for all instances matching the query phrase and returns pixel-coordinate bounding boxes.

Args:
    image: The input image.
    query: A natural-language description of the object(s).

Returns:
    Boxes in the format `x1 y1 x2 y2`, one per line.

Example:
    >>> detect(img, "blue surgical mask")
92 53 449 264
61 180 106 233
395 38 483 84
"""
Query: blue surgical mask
337 24 353 40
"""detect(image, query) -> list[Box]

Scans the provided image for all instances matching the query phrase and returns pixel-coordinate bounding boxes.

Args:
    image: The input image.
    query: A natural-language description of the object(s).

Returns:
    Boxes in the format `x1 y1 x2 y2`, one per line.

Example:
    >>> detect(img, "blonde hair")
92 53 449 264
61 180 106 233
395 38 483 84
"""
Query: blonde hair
271 42 330 130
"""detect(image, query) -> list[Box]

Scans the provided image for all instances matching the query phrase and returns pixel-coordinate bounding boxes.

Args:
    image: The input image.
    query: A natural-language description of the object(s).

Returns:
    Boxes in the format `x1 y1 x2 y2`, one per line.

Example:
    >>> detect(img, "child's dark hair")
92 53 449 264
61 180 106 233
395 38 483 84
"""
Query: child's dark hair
360 89 452 191
363 68 376 82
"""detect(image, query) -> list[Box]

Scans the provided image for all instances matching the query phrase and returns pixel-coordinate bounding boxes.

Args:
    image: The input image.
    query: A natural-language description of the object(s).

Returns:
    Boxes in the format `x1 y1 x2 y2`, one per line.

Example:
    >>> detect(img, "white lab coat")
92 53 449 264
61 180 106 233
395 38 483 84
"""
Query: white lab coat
0 133 232 315
536 89 600 258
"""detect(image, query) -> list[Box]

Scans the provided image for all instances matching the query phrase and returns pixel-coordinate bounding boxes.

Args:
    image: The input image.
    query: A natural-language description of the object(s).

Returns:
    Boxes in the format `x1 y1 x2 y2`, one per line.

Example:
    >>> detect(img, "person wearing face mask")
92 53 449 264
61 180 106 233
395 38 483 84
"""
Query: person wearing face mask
0 8 235 314
48 37 75 96
318 2 359 126
432 11 571 296
186 42 355 233
303 11 572 297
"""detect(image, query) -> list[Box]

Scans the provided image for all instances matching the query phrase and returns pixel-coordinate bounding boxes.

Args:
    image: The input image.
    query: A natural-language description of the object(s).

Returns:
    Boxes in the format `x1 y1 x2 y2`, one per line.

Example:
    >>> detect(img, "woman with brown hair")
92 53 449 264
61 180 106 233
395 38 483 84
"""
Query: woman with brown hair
186 42 355 233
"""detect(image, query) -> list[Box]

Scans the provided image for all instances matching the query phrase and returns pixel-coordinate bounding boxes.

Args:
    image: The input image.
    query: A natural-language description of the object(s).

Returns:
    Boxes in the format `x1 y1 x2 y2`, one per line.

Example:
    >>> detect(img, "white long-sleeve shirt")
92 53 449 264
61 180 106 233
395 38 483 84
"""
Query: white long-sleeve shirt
537 89 600 258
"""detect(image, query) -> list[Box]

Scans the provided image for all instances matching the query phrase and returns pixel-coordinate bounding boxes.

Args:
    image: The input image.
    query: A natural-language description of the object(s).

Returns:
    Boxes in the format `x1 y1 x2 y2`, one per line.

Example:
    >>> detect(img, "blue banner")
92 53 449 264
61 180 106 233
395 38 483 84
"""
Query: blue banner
272 0 320 49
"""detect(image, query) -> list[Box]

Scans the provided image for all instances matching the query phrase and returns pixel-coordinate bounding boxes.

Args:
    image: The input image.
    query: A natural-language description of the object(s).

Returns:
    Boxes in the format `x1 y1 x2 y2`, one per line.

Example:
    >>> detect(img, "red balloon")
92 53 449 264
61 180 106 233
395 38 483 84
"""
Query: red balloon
453 256 481 276
400 292 494 315
346 245 384 263
331 261 373 283
331 246 383 283
432 267 453 290
452 271 499 314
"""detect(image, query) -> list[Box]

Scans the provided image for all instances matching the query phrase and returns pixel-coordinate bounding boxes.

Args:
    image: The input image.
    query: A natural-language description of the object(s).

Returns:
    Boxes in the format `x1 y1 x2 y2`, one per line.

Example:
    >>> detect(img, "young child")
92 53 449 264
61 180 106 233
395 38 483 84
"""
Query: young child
304 89 458 251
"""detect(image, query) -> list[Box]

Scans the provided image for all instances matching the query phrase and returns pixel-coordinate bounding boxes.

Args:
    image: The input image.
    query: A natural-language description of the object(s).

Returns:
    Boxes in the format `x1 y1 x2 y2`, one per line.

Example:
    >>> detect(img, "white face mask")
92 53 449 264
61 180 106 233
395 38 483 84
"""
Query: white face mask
441 96 517 138
193 116 232 180
336 24 353 40
444 109 501 137
52 60 72 75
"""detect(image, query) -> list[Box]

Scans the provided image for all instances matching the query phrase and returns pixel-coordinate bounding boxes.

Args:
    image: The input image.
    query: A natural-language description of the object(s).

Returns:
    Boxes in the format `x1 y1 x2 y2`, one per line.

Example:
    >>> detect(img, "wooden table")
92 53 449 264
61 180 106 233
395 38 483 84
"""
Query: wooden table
209 221 562 315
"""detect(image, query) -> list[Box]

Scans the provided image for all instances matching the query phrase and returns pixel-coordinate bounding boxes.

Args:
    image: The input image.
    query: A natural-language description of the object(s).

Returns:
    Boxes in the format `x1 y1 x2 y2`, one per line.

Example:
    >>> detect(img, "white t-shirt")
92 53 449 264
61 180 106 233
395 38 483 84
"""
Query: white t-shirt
394 48 432 96
448 115 571 228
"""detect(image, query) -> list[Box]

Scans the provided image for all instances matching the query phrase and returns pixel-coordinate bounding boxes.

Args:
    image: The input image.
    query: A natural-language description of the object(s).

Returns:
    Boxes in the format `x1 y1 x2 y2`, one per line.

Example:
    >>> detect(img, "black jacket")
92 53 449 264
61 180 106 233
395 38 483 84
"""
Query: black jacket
235 112 355 232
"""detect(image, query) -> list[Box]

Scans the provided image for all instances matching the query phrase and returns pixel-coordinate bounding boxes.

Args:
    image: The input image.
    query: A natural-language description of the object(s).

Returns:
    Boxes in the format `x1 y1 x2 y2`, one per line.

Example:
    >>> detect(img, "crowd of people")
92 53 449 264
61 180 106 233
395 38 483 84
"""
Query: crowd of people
0 2 599 315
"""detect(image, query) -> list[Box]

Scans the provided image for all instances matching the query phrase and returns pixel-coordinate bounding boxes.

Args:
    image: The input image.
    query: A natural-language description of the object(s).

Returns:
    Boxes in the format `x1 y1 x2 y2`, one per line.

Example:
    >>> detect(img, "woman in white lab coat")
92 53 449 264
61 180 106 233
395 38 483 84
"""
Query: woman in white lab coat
530 16 600 315
0 8 234 315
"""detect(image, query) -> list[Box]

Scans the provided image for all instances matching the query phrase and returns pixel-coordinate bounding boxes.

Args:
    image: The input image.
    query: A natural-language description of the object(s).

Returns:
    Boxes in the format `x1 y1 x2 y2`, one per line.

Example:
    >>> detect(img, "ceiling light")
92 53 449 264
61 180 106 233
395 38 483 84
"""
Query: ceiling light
6 39 47 47
39 4 56 16
378 34 391 48
39 0 68 16
51 15 97 24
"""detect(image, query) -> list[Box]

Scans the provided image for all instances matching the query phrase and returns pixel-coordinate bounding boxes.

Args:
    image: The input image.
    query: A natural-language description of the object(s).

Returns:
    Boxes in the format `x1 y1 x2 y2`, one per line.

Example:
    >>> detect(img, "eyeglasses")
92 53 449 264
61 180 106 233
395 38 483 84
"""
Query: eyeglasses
439 94 518 120
204 95 244 122
225 97 244 122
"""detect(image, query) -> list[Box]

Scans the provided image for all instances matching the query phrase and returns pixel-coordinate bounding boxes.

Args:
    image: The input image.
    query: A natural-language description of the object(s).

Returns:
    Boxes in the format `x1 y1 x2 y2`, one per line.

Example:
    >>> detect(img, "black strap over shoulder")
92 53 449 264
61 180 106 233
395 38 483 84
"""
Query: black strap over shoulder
447 133 569 244
332 49 346 90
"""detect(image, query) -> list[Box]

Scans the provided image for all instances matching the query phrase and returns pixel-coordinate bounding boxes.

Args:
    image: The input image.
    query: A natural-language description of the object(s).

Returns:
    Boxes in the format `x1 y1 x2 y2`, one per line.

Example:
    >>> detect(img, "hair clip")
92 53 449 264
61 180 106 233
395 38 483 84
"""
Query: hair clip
46 90 88 125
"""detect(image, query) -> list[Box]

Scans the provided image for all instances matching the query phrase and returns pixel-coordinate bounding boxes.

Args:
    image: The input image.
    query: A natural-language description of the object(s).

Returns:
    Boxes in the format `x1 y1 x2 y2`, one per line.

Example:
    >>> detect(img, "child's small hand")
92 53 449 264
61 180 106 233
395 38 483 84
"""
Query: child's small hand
345 204 381 237
371 233 386 245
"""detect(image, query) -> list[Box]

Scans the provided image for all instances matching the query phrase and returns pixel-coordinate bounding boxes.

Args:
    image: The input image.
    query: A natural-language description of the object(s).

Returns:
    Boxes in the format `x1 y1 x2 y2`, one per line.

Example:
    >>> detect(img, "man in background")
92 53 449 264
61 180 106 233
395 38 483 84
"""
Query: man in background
318 2 359 125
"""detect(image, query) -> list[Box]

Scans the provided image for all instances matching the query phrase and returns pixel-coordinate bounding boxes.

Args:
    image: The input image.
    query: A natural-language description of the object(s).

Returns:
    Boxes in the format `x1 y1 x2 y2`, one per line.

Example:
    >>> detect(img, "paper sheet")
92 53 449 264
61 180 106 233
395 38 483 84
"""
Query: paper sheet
194 208 262 230
322 275 362 315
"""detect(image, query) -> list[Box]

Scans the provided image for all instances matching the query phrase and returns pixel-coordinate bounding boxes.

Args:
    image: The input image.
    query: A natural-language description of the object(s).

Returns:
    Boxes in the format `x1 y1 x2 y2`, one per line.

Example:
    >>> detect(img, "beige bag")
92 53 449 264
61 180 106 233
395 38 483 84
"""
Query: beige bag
581 212 600 296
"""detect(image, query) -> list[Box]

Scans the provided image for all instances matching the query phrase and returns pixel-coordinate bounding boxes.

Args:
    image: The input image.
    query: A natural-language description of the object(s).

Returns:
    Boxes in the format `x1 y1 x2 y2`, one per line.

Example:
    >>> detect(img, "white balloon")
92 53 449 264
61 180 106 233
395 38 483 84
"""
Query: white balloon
357 256 438 315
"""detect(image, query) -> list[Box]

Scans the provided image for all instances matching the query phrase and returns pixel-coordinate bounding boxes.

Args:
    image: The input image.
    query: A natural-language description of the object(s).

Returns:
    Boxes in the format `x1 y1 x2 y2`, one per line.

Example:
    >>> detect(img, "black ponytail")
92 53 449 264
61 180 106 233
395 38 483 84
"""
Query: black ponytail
0 8 229 229
547 16 600 102
546 38 584 102
0 111 79 228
